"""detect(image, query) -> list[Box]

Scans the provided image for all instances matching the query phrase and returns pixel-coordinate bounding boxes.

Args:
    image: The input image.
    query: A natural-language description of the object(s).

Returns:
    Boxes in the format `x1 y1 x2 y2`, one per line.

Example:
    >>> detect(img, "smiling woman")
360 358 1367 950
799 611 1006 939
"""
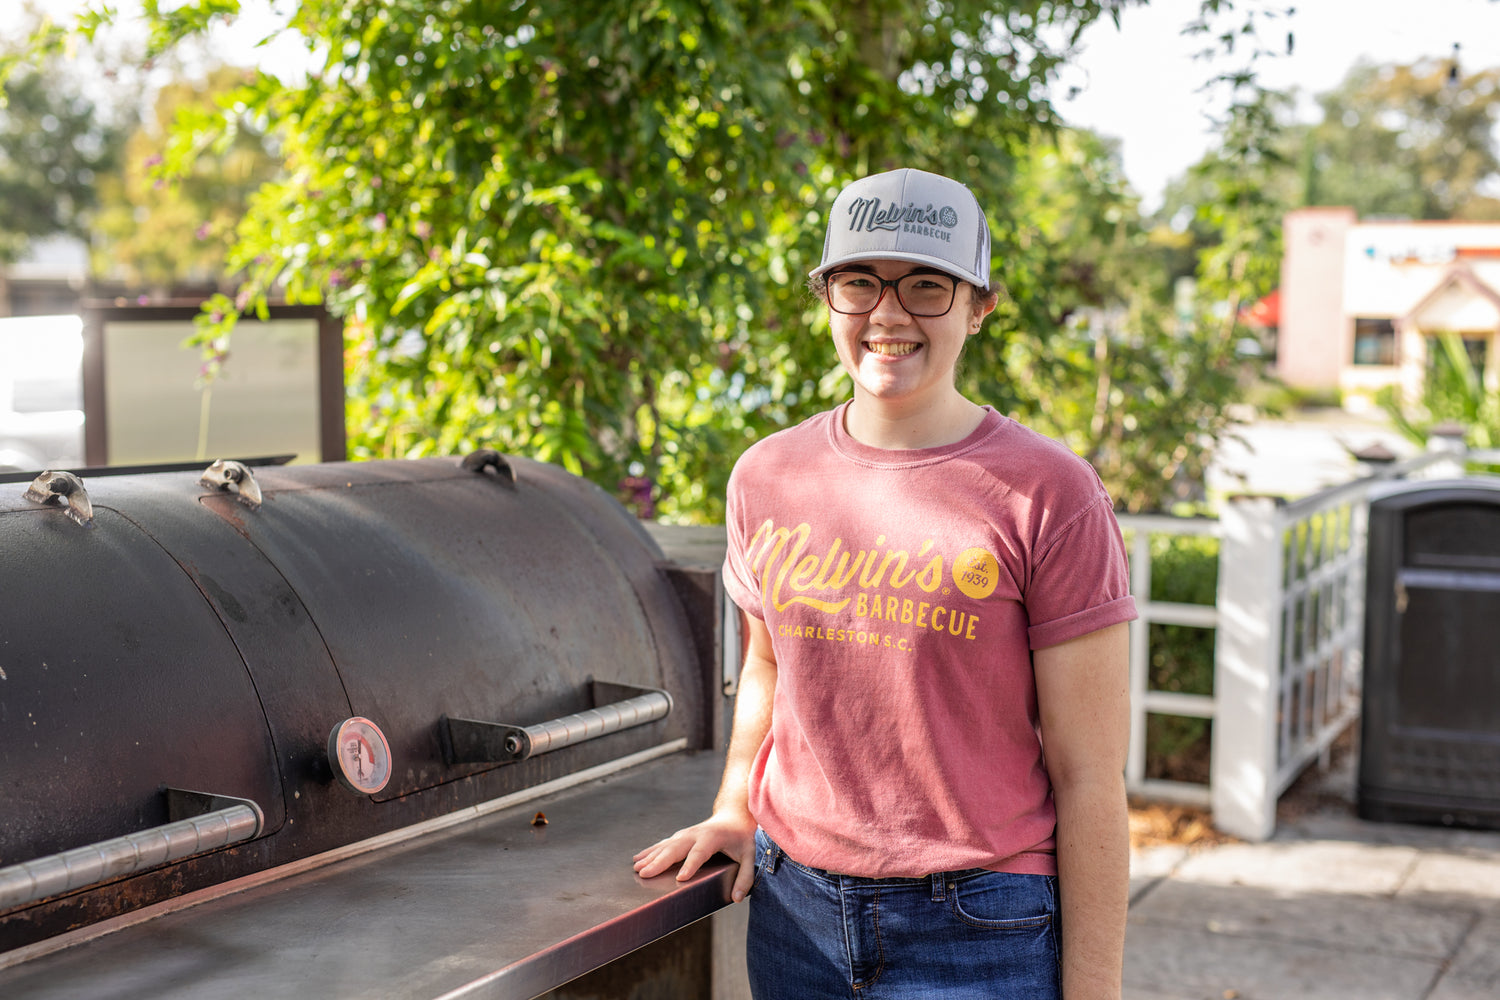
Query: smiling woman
635 167 1138 1000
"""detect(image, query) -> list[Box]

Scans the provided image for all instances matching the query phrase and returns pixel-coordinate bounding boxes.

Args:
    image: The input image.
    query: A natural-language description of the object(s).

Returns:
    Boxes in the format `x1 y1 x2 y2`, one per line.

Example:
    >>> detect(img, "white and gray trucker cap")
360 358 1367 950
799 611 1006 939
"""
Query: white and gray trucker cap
810 168 992 290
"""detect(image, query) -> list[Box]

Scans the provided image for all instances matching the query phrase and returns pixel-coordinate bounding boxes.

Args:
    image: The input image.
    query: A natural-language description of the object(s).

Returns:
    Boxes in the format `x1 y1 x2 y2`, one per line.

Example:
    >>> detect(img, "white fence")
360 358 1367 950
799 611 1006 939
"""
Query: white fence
1119 450 1462 840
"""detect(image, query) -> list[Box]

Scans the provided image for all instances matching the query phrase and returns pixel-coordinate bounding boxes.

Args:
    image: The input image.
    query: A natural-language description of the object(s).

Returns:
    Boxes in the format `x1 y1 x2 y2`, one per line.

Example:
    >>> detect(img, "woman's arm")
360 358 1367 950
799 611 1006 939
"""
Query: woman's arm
1034 621 1131 1000
633 612 778 902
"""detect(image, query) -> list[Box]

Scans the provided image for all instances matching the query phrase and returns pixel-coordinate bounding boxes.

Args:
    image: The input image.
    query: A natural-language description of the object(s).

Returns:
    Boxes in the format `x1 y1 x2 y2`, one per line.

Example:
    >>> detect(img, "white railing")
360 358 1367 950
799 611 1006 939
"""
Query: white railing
1121 513 1219 809
1121 449 1459 840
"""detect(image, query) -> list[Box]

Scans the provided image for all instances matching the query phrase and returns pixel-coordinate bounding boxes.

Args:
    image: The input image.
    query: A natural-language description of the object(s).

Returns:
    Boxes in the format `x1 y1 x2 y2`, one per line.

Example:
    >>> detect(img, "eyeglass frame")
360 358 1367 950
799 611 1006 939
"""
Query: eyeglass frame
820 267 964 318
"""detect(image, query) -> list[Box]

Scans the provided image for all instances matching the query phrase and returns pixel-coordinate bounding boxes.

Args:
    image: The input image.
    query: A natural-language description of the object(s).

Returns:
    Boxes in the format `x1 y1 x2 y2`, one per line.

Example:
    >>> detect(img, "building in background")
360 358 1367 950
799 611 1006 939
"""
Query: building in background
1 235 90 318
1278 209 1500 410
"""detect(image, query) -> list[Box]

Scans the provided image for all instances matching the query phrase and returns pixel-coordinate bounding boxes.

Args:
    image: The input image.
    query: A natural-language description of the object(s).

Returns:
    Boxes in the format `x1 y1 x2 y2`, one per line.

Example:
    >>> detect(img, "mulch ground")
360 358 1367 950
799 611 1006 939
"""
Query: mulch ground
1127 724 1359 850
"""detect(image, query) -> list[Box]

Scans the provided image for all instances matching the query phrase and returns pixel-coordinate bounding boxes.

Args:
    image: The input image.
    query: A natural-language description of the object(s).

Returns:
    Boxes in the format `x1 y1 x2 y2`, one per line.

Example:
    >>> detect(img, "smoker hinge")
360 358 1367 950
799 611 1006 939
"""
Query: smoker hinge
460 448 517 485
23 470 93 527
200 459 263 509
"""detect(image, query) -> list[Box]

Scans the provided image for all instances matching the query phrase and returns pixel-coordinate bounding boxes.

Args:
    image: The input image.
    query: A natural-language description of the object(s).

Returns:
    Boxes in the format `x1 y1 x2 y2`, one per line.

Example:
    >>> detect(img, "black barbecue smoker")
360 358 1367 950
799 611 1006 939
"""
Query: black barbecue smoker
0 452 743 998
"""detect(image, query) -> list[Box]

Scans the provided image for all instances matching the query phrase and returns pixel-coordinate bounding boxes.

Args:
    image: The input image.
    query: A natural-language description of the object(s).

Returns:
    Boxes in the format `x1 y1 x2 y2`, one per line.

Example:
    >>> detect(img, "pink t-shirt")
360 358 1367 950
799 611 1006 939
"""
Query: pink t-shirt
723 403 1136 878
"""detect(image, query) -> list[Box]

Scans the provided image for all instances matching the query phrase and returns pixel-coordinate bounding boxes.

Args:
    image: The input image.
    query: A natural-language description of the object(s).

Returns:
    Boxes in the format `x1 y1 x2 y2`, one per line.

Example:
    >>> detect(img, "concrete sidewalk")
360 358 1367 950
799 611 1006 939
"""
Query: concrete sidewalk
1125 771 1500 1000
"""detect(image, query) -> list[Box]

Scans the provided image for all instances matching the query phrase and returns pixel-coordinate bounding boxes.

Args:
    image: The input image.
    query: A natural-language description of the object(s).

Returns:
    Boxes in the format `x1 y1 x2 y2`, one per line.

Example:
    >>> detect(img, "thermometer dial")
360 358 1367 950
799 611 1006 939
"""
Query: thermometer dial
328 717 393 795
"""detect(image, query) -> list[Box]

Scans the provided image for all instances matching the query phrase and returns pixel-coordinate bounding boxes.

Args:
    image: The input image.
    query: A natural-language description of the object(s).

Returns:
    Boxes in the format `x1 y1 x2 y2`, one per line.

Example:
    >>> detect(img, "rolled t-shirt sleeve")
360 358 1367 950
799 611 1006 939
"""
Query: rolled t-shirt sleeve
1025 493 1137 650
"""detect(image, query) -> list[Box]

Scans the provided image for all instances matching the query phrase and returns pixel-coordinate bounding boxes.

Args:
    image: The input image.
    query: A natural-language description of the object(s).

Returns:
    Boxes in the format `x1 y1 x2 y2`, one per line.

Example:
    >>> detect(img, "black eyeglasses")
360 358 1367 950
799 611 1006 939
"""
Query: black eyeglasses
824 270 959 317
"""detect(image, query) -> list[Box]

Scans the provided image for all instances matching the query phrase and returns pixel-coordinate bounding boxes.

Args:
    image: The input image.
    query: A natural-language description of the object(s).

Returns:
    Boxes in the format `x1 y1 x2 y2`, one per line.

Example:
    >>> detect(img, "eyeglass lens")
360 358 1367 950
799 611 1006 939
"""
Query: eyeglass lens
826 271 957 317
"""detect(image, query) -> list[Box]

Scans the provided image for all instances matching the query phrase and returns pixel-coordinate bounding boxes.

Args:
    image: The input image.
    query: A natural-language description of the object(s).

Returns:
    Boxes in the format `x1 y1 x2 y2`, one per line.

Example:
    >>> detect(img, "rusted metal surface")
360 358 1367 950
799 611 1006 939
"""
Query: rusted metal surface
0 454 714 955
0 751 734 1000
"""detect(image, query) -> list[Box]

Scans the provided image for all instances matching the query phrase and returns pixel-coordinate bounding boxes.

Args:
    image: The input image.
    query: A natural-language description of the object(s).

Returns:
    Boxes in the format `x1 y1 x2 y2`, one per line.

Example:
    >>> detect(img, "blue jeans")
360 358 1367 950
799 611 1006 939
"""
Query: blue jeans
746 829 1061 999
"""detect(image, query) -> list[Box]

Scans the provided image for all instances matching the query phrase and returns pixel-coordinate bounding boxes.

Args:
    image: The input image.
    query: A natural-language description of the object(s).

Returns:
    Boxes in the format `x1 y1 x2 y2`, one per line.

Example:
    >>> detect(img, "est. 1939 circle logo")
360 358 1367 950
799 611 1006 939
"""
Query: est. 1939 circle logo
953 547 999 600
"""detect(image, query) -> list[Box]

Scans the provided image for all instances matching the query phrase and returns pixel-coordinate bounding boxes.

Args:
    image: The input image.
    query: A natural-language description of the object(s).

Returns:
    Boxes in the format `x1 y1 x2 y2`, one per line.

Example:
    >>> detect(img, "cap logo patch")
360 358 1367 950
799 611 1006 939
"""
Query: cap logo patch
847 197 958 244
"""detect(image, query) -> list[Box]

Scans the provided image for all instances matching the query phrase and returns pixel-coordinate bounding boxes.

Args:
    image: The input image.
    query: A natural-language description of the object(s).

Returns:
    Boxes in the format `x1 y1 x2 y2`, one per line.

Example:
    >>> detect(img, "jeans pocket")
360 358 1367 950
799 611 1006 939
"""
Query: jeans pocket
947 872 1056 931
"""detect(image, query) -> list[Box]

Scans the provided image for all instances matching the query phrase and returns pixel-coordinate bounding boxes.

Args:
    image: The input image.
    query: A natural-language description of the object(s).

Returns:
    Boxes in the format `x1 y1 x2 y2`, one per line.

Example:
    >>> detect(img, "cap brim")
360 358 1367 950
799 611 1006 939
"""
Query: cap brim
809 250 987 290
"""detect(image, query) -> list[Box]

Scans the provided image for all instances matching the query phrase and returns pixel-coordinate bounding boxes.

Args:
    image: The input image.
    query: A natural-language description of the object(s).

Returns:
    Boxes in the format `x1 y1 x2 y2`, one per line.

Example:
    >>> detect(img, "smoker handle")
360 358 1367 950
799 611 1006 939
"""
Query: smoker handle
442 681 673 765
0 789 264 910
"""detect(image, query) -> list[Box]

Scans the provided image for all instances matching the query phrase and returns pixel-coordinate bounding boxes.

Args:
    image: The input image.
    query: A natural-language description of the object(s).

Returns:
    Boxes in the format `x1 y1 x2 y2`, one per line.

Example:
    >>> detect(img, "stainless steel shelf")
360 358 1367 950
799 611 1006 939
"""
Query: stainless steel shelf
0 751 734 1000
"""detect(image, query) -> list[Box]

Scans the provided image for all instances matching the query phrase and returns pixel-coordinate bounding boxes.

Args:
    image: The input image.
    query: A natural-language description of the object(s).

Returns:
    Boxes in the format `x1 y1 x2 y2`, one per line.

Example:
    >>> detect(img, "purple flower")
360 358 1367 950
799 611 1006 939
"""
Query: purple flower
195 222 212 240
414 220 432 239
143 154 163 168
619 475 657 519
370 176 383 188
371 213 387 232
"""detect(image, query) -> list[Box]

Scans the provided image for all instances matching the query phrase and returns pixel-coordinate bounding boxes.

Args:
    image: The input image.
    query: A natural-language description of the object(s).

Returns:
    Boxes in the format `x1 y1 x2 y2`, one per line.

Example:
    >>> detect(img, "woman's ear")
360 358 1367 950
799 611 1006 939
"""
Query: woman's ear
968 287 999 334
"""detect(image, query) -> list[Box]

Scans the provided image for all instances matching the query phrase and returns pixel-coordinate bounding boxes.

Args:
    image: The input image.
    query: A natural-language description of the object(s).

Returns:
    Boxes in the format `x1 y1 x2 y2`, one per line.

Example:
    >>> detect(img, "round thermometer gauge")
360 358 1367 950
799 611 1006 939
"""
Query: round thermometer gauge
327 717 393 795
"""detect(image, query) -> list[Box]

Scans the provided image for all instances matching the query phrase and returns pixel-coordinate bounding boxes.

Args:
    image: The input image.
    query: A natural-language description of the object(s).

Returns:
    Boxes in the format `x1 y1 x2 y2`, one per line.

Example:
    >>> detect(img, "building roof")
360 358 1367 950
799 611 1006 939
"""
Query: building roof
1398 264 1500 333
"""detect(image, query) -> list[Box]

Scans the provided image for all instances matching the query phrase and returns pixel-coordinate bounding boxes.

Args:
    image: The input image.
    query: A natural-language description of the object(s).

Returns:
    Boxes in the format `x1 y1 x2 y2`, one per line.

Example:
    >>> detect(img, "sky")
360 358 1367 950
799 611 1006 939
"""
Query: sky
1053 0 1500 209
16 0 1500 211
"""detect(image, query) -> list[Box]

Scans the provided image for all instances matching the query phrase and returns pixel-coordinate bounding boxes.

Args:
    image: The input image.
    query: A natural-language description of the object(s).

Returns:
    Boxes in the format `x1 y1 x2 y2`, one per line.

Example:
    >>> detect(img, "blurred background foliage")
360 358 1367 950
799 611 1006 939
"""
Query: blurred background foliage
7 0 1500 520
0 36 124 264
93 64 282 293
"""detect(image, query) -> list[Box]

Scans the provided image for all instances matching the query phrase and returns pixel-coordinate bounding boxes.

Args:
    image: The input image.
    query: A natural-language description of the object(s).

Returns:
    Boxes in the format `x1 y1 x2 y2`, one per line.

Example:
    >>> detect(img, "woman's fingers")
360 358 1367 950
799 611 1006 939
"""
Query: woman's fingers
730 858 755 902
633 818 757 896
632 836 689 876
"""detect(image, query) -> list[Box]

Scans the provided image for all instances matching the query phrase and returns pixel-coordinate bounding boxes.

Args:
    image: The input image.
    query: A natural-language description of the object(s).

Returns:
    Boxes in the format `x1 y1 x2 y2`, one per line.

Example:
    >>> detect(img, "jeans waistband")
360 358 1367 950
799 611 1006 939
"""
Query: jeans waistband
757 828 999 889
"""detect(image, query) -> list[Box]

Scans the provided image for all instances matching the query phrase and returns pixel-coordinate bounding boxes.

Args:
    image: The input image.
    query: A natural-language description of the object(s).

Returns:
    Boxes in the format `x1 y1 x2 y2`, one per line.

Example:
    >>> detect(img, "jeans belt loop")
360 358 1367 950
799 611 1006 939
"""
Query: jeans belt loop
930 873 946 901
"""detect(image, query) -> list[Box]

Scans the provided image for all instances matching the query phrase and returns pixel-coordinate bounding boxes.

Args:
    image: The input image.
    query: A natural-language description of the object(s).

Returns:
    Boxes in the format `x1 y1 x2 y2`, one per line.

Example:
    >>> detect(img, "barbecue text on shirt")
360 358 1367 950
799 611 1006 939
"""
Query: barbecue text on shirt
742 518 998 642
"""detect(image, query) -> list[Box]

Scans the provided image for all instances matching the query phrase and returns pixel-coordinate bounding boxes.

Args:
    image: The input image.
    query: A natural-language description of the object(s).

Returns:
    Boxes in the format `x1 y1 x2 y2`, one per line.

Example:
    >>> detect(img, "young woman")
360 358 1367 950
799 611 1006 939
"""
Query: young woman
634 167 1136 999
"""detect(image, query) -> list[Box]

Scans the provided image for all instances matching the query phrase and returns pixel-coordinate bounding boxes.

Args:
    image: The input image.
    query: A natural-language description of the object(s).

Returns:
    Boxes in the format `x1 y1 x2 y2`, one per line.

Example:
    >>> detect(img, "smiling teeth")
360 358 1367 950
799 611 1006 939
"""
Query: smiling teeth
867 342 919 356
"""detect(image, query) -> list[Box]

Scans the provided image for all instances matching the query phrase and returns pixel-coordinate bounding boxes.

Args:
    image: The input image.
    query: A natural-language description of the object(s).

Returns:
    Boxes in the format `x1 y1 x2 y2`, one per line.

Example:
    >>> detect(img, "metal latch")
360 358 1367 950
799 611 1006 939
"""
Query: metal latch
23 470 93 527
200 459 262 509
461 448 517 485
441 681 672 765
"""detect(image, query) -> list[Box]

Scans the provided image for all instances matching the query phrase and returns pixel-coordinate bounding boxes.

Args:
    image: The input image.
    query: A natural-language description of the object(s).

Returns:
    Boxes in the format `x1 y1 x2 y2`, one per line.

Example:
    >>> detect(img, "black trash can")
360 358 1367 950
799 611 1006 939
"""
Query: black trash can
1359 478 1500 829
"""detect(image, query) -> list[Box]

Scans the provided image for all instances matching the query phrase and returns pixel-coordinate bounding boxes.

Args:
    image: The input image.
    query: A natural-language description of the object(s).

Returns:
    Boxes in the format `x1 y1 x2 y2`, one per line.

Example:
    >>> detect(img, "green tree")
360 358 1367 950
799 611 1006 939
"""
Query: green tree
93 64 283 293
1161 55 1500 235
1301 58 1500 221
994 125 1255 512
0 38 125 266
1380 331 1500 450
45 0 1278 519
101 0 1131 521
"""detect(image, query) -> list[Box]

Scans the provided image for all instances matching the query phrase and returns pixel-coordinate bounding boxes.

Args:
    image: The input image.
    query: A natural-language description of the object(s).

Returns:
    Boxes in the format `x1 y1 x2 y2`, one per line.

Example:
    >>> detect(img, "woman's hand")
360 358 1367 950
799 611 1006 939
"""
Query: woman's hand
633 809 759 902
635 612 776 905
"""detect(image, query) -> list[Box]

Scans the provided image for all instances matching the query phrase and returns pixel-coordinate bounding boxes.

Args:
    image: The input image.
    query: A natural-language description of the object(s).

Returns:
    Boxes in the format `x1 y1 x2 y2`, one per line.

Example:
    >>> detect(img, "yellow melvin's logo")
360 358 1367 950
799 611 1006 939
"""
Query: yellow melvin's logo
953 547 1000 600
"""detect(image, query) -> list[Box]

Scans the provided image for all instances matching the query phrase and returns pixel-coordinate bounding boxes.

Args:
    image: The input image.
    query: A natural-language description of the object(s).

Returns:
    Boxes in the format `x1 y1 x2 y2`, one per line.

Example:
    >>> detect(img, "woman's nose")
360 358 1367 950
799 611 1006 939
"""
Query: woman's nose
868 283 911 323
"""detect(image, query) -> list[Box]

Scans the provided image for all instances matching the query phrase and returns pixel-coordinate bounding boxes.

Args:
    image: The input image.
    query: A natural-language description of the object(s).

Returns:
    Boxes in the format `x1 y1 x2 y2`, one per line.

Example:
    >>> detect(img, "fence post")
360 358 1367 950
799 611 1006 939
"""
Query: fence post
1211 496 1282 841
1423 424 1469 479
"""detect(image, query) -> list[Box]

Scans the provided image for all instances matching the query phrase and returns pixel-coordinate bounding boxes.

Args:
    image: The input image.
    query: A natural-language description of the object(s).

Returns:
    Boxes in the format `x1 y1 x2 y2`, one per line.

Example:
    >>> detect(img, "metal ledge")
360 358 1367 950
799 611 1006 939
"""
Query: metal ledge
0 751 734 999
